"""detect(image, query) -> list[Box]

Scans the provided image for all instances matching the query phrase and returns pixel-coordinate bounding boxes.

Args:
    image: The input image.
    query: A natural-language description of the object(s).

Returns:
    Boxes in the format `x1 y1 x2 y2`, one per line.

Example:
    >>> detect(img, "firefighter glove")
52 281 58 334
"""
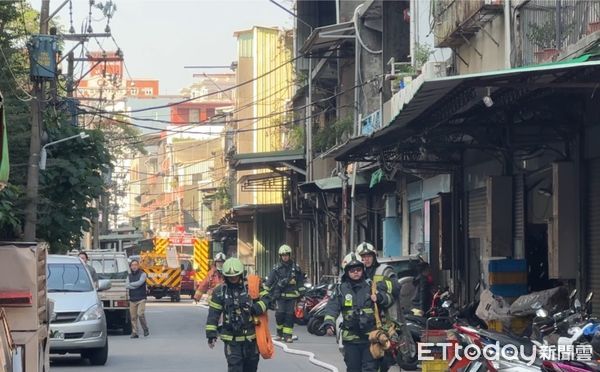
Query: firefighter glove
208 337 217 349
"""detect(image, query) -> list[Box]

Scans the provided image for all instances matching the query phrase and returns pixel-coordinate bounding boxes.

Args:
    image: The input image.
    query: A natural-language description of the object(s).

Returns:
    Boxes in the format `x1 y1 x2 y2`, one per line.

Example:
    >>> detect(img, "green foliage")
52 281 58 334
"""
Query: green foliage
313 116 353 153
414 43 434 69
37 125 112 253
286 124 304 150
527 19 575 49
215 180 232 210
0 2 119 252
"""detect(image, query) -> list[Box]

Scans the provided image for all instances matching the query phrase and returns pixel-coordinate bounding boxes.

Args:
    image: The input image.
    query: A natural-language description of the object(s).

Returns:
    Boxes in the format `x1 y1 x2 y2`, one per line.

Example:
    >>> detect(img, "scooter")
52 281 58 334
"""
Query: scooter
294 283 328 325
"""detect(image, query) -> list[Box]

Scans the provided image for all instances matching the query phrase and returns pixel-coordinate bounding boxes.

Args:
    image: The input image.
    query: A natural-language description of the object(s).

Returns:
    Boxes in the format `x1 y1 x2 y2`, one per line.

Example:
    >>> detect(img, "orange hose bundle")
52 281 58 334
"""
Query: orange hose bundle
247 274 274 359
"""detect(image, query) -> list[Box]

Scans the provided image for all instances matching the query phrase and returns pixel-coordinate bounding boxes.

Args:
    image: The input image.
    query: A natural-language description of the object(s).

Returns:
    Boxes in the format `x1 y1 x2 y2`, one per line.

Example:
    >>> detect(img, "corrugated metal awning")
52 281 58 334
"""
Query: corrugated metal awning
333 59 600 161
299 21 355 55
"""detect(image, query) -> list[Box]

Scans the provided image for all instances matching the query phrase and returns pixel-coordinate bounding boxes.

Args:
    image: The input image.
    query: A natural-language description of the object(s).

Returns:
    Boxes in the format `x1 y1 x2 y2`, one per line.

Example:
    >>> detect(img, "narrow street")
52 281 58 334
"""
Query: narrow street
50 299 349 372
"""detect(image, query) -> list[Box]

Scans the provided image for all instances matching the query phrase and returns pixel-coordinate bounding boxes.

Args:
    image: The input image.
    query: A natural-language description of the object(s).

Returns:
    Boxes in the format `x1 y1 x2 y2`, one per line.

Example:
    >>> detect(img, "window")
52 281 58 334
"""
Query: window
47 263 93 292
129 88 138 95
189 109 199 123
143 87 154 96
200 87 209 96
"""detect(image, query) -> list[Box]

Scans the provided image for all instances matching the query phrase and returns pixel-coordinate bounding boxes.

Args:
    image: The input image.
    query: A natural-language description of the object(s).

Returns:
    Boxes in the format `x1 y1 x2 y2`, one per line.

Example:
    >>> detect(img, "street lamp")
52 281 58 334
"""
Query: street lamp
39 132 90 170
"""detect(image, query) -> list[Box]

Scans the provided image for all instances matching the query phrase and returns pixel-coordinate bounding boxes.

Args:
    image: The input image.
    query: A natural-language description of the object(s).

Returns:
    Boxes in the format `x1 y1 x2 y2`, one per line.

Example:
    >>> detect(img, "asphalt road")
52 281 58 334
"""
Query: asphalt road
49 298 365 372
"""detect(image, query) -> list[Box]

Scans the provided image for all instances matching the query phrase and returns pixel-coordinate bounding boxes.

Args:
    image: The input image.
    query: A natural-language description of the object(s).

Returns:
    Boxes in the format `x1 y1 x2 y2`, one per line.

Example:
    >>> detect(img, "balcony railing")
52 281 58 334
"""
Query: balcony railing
432 0 504 48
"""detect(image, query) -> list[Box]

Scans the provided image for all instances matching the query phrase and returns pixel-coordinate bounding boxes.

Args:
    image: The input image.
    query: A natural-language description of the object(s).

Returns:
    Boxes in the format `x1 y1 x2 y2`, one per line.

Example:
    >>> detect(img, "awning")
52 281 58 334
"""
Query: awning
334 59 600 161
231 149 305 174
299 174 368 193
300 21 355 55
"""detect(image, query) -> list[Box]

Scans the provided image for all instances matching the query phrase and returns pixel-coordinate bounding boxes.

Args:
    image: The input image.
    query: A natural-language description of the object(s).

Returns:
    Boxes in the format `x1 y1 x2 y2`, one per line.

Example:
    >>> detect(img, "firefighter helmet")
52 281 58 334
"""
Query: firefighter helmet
341 253 365 273
278 244 292 255
222 258 245 277
213 252 227 262
355 242 376 257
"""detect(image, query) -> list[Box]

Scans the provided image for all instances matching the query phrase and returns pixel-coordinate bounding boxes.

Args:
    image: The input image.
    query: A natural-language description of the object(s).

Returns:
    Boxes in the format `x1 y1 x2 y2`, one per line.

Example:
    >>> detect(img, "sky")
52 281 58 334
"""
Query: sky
30 0 293 95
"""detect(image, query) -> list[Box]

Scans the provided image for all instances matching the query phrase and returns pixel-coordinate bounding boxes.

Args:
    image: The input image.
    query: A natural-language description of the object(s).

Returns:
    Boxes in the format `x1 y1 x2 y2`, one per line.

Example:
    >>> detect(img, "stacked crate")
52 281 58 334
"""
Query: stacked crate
488 259 528 303
421 318 455 372
0 243 49 372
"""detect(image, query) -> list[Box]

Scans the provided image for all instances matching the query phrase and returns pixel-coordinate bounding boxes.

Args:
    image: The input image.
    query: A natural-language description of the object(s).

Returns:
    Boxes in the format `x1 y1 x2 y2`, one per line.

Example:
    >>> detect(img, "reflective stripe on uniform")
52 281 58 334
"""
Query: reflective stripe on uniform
206 324 218 331
324 315 336 322
208 300 222 310
220 334 256 342
281 291 300 298
283 327 293 335
256 300 266 312
385 279 392 294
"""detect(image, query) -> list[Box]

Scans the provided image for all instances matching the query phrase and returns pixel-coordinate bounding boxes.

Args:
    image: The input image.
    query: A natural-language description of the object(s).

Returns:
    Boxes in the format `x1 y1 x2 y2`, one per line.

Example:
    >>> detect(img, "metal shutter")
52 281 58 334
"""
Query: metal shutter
514 174 526 258
468 188 487 239
587 159 600 315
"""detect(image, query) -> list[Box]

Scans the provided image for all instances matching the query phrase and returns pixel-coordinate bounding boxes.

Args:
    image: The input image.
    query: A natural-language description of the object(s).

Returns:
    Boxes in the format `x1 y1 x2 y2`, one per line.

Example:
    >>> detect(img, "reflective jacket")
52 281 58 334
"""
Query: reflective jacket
265 261 306 299
322 278 392 344
205 282 269 342
365 262 399 300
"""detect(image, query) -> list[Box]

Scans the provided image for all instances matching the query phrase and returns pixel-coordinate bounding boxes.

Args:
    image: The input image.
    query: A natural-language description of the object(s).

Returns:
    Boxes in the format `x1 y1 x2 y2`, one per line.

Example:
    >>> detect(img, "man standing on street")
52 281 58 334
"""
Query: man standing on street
127 259 149 338
206 258 270 372
194 252 226 302
265 244 306 342
78 251 98 287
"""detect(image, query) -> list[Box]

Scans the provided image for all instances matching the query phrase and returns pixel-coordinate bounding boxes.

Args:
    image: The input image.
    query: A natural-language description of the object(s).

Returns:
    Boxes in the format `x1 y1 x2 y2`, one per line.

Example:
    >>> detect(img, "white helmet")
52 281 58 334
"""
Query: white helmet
355 242 376 257
213 252 227 262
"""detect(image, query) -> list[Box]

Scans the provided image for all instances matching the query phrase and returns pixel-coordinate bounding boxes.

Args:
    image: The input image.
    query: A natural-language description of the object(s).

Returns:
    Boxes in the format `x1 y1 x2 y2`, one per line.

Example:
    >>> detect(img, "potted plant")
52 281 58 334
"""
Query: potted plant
527 20 560 63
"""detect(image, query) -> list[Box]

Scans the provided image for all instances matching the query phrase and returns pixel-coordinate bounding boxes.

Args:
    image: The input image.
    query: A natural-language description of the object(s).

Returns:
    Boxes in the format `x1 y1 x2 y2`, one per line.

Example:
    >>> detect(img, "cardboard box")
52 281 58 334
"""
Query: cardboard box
11 326 49 372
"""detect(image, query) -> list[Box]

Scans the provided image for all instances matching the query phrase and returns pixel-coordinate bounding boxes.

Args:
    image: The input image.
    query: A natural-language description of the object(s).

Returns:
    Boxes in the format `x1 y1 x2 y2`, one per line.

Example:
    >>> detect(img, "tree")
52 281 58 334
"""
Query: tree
0 3 123 252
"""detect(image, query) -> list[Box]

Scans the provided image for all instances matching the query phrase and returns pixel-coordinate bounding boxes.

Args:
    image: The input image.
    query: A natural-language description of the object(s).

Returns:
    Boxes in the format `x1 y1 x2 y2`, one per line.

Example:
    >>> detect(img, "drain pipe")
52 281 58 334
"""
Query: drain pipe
504 0 511 68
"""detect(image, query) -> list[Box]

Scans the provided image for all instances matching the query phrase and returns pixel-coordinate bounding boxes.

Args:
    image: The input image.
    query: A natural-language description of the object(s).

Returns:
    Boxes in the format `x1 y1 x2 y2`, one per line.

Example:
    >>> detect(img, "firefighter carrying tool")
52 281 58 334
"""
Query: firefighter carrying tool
139 251 182 302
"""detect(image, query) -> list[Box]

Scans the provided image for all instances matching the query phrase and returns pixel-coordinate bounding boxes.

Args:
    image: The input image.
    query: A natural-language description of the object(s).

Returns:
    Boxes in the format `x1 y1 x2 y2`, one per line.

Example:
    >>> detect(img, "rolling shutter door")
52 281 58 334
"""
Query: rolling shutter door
587 159 600 315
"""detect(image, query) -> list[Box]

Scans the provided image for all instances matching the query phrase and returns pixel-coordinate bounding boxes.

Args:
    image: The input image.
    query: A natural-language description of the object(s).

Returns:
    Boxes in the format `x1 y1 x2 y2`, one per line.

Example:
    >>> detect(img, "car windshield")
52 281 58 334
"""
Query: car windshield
48 263 94 292
90 257 129 280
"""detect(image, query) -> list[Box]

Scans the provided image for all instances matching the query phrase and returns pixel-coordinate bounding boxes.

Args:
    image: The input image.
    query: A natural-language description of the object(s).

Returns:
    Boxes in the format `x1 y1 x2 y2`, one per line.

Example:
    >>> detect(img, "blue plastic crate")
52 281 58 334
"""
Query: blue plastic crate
488 259 526 273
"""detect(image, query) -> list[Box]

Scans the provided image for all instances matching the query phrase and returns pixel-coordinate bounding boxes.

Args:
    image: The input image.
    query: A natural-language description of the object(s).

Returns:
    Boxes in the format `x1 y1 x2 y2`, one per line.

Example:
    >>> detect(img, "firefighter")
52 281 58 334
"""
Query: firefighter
356 242 400 372
205 258 269 372
194 252 227 302
322 253 393 372
265 244 306 342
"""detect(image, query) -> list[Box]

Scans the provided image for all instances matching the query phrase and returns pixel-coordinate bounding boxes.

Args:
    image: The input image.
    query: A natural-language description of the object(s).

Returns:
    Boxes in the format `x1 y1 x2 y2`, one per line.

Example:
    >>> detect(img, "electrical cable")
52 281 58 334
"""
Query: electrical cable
353 4 382 55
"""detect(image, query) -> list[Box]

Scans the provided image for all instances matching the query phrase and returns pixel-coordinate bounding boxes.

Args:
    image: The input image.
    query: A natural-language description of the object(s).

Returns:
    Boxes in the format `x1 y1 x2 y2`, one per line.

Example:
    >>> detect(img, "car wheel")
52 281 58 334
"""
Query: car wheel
84 339 108 366
155 295 163 300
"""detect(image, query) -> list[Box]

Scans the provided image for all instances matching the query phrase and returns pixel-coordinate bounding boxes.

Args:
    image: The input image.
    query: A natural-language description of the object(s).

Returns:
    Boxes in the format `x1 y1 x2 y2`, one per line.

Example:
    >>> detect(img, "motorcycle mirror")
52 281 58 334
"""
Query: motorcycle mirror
570 289 578 299
586 292 594 304
536 308 548 318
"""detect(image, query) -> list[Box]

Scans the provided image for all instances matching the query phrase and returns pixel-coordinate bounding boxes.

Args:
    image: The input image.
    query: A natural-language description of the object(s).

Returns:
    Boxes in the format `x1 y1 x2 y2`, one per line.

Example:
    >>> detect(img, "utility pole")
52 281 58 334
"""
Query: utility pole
23 0 50 241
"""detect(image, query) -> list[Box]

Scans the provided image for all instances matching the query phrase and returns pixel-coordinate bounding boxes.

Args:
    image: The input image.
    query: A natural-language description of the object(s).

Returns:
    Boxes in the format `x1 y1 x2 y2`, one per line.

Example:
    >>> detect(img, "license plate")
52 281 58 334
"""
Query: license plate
50 330 64 340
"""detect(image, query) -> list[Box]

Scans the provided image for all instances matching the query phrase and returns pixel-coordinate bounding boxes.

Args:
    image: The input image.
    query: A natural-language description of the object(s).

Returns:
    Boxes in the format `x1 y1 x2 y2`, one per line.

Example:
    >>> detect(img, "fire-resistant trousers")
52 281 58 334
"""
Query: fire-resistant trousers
223 340 260 372
343 342 380 372
275 298 296 337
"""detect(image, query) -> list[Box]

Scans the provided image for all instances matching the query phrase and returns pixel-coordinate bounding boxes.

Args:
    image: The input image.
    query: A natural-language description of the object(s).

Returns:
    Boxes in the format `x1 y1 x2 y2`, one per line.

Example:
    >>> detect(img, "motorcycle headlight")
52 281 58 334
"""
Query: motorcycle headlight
79 304 103 322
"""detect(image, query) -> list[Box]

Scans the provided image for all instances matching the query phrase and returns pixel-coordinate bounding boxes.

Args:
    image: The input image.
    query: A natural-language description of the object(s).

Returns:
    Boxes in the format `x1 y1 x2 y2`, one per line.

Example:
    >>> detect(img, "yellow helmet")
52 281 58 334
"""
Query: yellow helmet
221 258 245 277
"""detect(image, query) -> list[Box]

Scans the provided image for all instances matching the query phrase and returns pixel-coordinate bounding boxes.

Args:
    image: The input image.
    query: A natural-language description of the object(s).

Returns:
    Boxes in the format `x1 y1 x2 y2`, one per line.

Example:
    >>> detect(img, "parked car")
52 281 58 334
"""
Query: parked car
48 255 111 365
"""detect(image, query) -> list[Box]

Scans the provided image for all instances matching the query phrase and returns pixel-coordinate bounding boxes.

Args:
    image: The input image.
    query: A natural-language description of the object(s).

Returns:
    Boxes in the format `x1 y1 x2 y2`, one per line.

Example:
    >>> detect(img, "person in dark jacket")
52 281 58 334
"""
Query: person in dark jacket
206 258 269 372
322 253 393 372
265 244 305 342
411 261 433 315
126 259 149 338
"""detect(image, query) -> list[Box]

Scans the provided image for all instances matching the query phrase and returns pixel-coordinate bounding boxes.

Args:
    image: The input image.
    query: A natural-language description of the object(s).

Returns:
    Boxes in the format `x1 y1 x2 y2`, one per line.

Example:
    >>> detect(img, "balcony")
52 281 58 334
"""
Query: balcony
432 0 504 48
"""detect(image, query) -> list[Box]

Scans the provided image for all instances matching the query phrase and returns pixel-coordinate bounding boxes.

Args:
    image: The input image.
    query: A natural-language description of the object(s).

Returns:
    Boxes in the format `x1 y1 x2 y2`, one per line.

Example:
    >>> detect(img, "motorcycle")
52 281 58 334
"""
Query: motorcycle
306 293 331 336
294 283 328 325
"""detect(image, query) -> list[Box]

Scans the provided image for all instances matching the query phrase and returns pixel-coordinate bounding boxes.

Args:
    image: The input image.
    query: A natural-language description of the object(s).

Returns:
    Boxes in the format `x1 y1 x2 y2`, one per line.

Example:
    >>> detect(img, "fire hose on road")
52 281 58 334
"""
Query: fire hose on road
197 303 338 371
272 339 339 372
